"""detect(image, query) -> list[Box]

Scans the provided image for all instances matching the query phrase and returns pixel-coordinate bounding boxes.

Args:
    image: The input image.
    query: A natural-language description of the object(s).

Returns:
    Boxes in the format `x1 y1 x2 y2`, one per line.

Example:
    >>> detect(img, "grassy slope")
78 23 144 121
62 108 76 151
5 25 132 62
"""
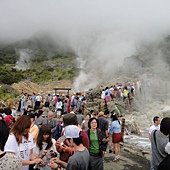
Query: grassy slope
0 44 78 83
22 54 78 83
0 40 78 100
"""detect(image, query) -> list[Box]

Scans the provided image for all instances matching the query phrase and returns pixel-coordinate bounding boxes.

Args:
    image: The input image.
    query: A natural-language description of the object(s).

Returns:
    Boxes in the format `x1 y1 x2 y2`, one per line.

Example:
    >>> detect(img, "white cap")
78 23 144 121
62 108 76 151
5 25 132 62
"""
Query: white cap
64 125 80 138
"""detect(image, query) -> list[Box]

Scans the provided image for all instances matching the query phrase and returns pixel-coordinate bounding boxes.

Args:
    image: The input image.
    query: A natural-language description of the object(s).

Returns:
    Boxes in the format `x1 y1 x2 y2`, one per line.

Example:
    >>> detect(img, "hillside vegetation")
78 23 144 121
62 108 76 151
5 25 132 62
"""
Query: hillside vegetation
0 37 78 100
0 38 78 85
0 53 77 85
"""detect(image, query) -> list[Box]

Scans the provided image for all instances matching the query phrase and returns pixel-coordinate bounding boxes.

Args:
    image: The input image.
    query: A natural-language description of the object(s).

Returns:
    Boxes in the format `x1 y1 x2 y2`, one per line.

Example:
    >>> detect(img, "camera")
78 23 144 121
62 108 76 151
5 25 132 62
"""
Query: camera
50 150 57 158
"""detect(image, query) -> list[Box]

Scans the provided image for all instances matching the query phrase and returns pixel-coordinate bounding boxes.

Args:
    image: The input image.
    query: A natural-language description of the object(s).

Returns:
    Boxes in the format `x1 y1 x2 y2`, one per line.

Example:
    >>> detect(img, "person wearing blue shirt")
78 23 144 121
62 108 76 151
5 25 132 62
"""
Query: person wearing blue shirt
109 112 122 162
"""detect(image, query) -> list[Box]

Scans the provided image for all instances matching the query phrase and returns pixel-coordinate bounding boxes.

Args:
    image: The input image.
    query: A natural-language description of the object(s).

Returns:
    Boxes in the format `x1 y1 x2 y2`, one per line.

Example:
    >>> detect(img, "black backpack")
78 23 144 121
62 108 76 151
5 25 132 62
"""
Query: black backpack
158 154 170 170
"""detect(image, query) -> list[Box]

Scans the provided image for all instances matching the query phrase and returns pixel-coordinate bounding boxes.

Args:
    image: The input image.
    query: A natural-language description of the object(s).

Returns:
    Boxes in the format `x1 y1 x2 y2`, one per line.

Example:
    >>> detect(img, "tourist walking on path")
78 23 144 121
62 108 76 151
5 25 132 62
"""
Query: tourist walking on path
35 94 42 110
56 98 63 118
0 119 22 170
109 112 122 162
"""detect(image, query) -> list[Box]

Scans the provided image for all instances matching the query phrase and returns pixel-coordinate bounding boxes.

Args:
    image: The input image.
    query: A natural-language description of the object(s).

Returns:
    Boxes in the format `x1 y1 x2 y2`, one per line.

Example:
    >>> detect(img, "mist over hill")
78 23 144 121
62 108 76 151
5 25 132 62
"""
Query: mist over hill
1 33 170 84
0 36 77 85
1 0 170 94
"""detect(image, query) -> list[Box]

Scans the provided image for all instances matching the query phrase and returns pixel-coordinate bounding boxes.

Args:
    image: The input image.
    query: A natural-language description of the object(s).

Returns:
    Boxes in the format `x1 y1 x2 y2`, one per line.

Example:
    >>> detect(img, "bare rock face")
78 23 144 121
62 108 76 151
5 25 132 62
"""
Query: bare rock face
162 106 170 117
85 88 102 102
163 111 170 117
0 99 18 108
84 86 143 136
12 80 72 95
125 119 141 135
107 101 130 116
2 85 16 94
12 81 41 95
6 98 17 108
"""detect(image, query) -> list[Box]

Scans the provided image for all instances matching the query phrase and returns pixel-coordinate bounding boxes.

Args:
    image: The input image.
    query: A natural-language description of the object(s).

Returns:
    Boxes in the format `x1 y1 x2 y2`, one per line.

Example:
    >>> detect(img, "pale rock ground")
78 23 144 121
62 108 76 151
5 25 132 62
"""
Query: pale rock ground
104 100 170 169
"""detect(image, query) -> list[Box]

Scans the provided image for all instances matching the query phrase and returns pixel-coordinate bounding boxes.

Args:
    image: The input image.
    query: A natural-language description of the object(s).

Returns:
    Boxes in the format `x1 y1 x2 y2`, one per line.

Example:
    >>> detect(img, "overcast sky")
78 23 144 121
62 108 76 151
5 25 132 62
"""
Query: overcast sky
1 0 170 90
1 0 170 43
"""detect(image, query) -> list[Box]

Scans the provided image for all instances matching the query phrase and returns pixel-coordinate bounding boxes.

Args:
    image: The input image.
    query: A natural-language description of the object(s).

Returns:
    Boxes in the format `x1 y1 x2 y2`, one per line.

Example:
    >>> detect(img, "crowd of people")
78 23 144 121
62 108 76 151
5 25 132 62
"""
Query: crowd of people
101 82 136 112
17 92 86 118
0 86 170 170
0 93 124 170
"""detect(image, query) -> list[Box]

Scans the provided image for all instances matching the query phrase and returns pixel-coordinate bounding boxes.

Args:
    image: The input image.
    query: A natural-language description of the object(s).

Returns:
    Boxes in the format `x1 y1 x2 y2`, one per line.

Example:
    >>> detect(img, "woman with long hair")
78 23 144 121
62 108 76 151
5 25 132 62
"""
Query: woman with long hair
4 115 42 170
0 119 22 170
33 124 57 170
87 117 104 170
109 112 122 162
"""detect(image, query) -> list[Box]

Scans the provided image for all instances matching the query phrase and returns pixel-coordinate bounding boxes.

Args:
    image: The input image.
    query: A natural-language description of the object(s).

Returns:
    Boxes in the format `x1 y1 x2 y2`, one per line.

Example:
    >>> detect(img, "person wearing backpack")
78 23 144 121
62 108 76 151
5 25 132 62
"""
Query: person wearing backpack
150 117 170 170
158 134 170 170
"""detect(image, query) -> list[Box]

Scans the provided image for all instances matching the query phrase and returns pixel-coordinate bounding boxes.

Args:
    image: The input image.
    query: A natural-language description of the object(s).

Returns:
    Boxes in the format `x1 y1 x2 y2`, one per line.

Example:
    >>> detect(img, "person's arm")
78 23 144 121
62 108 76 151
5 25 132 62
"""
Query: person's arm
50 157 68 168
109 122 114 135
105 130 109 138
55 140 75 154
57 160 67 168
55 140 63 153
22 148 42 166
103 130 110 143
30 125 39 141
62 144 75 154
21 159 42 166
105 121 109 141
48 161 59 170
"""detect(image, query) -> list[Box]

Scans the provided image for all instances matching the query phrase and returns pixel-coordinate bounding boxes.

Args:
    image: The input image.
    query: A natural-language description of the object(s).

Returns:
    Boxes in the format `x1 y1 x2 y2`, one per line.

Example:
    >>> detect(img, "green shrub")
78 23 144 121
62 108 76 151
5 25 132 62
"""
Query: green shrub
0 86 18 101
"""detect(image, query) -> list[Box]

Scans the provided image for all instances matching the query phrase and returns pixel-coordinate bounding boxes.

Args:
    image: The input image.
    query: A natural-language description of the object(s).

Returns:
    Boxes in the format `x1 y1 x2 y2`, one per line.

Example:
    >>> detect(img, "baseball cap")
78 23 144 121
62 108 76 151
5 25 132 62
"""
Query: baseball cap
64 125 80 138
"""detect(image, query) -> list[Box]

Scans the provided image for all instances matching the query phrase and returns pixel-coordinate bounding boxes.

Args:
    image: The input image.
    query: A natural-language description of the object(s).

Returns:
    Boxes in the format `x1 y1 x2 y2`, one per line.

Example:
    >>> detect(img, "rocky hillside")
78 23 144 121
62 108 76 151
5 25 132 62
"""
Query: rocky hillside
12 80 72 95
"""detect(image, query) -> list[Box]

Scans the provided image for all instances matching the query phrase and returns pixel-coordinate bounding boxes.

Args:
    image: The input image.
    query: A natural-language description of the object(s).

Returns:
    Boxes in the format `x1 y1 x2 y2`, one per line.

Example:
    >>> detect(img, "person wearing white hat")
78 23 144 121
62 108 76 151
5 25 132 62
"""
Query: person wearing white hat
49 125 90 170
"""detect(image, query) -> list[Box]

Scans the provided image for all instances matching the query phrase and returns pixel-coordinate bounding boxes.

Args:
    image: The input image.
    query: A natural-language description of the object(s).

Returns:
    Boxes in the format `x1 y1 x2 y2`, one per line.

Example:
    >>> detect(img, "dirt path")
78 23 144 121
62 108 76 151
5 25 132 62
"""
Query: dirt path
104 149 150 170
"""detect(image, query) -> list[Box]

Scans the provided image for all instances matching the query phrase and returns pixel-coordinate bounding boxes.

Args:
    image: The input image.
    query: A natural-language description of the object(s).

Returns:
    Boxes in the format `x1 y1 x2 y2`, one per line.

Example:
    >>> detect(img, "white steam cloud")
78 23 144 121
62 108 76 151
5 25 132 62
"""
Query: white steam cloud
14 49 33 71
1 0 170 90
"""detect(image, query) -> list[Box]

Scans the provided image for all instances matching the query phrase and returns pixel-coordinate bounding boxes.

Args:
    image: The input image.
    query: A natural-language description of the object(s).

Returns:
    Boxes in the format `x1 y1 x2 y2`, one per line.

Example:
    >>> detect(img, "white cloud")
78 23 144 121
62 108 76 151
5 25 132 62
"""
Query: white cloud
1 0 170 90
